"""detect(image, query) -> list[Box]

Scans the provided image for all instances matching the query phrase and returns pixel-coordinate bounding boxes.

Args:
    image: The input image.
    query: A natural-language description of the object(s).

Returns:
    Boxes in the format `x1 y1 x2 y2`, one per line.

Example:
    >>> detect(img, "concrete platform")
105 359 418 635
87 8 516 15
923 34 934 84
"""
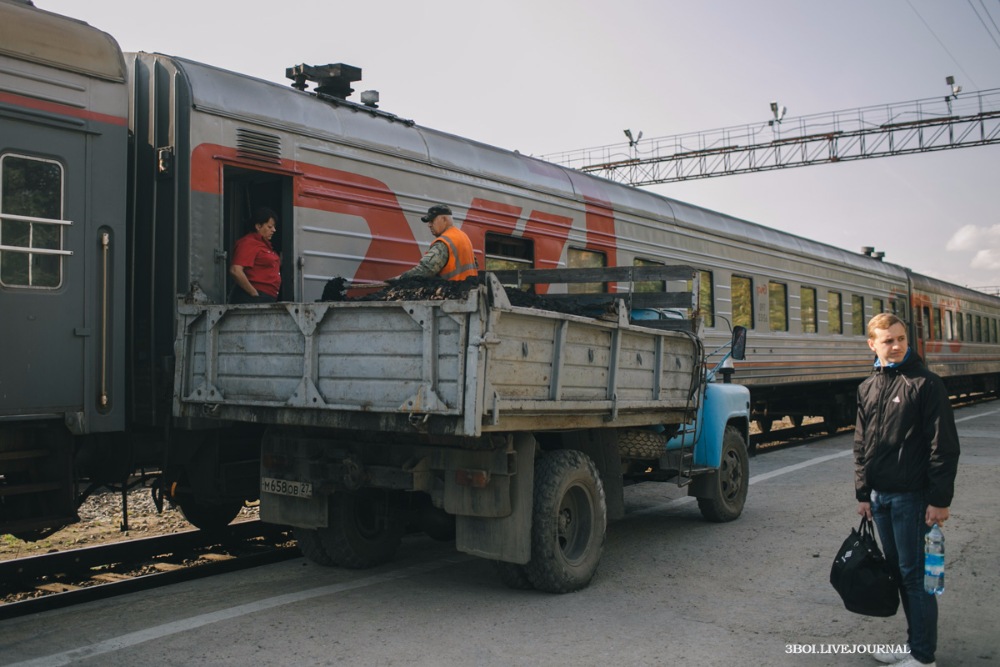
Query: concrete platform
1 402 997 667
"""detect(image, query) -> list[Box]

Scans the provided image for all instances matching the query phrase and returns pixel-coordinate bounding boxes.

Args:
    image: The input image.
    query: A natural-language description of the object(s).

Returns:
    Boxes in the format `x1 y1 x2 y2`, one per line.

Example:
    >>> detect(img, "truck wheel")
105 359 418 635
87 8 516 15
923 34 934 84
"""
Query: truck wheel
315 489 404 569
294 527 338 566
177 498 244 531
618 429 666 459
494 561 534 590
525 450 607 593
697 425 748 523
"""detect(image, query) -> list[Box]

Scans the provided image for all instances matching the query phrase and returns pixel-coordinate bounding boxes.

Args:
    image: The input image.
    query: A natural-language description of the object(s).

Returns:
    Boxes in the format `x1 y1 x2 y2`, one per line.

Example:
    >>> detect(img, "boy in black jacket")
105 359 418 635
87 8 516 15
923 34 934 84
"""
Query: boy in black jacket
855 313 960 667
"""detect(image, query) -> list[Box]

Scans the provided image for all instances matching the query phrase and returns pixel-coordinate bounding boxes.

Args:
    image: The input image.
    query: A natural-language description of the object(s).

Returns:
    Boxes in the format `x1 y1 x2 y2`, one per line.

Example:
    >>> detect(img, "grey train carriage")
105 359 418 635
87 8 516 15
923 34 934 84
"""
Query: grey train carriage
2 0 999 538
1 1 130 535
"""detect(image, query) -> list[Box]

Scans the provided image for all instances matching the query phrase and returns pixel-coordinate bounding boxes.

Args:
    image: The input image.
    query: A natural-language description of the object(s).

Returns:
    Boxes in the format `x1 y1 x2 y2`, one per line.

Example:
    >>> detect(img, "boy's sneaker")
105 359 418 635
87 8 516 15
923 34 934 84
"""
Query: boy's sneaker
873 650 909 664
891 658 935 667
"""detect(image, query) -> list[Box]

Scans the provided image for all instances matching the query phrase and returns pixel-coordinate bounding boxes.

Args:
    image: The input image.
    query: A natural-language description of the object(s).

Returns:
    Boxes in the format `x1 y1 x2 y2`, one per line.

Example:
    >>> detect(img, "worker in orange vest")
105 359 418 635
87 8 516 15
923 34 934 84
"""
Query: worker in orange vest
396 204 477 281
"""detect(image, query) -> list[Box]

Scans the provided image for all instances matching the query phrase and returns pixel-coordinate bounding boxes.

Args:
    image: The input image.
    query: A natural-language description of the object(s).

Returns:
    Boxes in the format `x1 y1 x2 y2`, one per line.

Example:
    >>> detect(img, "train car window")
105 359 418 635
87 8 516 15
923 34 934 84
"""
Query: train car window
956 313 964 341
976 315 983 342
993 319 998 344
944 311 954 341
890 297 906 320
731 275 753 329
873 297 884 315
800 286 818 334
699 271 715 328
485 233 534 271
828 291 843 334
632 258 665 292
0 154 64 288
852 295 865 335
933 308 942 341
768 282 788 332
920 306 932 339
567 247 606 293
966 313 974 342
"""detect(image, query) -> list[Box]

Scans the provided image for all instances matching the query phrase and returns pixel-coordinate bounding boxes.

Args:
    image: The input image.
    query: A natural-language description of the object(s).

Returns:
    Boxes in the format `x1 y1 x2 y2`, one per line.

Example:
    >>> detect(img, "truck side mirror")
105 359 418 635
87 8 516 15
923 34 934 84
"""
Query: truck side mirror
730 325 747 361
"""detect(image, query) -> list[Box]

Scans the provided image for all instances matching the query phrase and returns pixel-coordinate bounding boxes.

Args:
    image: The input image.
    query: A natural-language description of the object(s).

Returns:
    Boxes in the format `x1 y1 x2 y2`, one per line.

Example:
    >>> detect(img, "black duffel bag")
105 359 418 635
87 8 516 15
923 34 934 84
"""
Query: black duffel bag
830 517 900 617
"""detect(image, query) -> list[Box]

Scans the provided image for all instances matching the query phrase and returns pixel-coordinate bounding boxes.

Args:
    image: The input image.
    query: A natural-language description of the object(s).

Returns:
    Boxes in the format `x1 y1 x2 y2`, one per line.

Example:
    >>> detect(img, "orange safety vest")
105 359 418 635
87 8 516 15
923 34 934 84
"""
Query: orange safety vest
434 226 477 281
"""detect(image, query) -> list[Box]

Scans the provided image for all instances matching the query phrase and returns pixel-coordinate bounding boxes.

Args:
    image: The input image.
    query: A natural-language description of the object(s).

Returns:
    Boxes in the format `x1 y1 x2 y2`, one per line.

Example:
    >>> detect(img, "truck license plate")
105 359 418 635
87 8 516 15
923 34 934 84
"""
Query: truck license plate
261 477 313 498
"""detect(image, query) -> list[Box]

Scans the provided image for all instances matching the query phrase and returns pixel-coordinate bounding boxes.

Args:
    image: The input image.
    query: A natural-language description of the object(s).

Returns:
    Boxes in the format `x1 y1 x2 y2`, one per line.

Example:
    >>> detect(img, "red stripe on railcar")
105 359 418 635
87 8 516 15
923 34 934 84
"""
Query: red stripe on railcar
0 91 126 126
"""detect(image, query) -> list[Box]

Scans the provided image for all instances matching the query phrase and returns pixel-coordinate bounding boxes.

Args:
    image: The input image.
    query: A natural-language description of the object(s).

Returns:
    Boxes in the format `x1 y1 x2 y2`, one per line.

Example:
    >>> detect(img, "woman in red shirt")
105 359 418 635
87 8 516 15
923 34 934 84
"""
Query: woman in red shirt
230 207 281 303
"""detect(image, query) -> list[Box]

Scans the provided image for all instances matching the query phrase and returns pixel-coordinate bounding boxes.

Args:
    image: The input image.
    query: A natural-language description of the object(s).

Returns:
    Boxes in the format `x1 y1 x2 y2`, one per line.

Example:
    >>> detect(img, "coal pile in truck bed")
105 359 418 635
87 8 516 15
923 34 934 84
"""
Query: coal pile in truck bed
319 276 479 303
501 288 603 318
318 275 600 317
362 276 480 302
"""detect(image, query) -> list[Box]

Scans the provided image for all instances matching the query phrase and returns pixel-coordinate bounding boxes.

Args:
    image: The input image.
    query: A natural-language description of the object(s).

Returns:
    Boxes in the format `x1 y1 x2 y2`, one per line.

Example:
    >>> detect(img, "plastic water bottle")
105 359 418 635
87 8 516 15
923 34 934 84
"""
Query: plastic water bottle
924 523 945 595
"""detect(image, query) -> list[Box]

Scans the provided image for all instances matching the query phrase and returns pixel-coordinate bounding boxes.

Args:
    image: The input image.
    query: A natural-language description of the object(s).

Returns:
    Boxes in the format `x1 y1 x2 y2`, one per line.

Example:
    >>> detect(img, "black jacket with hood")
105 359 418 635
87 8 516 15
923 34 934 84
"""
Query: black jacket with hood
854 350 960 507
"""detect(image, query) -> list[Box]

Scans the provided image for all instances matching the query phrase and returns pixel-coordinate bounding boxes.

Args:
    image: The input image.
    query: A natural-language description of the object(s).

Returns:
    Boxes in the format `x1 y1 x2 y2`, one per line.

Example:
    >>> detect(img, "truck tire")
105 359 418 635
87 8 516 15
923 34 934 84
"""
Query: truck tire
525 450 607 593
697 425 749 523
306 490 404 569
494 561 534 590
294 527 338 566
618 429 666 459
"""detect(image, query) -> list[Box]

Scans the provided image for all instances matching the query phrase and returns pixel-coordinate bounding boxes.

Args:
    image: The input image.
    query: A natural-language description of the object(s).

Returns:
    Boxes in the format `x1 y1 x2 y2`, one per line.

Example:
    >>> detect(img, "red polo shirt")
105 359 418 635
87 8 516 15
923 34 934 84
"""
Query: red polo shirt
232 233 281 298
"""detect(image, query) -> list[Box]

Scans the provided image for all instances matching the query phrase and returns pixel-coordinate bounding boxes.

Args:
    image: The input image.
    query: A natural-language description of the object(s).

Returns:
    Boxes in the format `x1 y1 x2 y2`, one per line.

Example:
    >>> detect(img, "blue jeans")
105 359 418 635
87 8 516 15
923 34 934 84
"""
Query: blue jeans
871 490 937 665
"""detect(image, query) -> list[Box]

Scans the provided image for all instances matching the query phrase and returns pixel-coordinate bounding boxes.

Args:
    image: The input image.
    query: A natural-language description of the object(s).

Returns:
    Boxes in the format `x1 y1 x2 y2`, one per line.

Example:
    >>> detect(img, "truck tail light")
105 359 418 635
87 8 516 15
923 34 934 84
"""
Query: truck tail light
455 469 490 488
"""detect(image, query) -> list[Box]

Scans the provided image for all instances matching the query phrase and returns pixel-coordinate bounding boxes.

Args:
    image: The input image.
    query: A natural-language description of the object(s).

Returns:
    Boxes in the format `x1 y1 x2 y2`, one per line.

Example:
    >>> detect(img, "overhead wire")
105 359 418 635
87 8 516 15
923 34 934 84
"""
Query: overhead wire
904 0 980 90
968 0 1000 54
976 0 1000 47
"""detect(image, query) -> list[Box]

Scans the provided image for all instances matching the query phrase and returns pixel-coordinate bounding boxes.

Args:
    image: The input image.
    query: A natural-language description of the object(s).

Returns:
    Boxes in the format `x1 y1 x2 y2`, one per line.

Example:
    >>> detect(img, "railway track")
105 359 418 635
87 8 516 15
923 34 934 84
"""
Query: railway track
751 422 841 453
749 391 997 454
0 521 297 620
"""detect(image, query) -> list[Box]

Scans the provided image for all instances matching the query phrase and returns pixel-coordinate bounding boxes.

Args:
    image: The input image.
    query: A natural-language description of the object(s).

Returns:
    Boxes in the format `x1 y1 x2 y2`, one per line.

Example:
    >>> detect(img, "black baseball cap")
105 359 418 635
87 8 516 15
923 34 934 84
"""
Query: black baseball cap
421 204 452 222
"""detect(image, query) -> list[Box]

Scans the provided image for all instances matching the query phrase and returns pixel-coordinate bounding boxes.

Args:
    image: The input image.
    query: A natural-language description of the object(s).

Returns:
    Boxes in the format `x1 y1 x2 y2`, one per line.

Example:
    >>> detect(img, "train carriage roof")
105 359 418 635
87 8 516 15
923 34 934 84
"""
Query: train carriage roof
169 54 909 283
909 269 1000 307
0 0 126 82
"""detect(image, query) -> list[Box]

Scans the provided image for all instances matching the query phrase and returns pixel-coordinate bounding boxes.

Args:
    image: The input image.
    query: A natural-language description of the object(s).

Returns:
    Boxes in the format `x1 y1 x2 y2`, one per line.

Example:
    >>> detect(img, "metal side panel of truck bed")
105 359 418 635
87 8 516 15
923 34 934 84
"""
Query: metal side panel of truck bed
173 275 702 437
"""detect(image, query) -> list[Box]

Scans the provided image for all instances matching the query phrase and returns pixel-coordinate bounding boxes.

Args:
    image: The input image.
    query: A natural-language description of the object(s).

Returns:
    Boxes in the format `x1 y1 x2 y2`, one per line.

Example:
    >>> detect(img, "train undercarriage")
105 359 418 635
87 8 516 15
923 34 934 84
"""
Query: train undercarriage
0 423 260 540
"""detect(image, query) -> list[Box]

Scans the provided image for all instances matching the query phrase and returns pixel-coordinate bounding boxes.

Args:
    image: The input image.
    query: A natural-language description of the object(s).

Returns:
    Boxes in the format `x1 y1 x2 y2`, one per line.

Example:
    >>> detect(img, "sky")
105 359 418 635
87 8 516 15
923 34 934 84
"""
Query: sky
39 0 1000 291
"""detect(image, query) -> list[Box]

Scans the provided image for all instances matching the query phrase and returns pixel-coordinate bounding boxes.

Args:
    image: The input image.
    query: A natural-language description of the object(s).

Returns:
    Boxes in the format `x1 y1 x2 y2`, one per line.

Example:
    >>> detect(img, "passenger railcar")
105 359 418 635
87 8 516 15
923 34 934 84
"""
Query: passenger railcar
908 271 1000 395
1 0 130 534
2 0 998 537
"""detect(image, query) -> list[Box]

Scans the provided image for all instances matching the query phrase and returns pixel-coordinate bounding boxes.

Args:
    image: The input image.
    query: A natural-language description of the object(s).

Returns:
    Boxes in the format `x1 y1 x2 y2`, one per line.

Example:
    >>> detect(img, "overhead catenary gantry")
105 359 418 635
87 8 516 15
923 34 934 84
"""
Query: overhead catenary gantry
541 88 1000 186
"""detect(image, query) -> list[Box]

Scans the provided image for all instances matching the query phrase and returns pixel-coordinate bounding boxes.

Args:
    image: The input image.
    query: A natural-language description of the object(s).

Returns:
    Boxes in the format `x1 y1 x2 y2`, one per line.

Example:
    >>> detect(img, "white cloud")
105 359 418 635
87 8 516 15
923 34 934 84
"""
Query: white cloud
946 224 1000 251
971 249 1000 270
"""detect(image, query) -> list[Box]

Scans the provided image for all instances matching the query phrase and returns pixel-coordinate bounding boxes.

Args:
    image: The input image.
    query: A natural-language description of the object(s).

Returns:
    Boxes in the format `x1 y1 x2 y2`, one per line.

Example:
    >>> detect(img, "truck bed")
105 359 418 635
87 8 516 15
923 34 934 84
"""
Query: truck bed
173 274 702 437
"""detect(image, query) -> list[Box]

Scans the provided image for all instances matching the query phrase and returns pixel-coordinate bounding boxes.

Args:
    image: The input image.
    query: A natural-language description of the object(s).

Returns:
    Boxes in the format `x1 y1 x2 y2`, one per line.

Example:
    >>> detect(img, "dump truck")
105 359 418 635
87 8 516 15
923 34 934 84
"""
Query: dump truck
173 266 750 592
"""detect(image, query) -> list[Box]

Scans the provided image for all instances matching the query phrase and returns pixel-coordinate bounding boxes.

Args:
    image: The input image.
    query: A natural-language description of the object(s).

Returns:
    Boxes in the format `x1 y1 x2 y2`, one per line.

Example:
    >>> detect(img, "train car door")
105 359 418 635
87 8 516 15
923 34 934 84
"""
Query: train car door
222 167 292 301
0 127 87 422
913 305 931 358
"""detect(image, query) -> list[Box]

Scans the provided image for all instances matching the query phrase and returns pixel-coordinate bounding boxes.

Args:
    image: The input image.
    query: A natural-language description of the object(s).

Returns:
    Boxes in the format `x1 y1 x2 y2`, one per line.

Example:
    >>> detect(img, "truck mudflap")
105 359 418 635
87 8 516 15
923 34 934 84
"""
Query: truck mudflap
455 433 535 564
